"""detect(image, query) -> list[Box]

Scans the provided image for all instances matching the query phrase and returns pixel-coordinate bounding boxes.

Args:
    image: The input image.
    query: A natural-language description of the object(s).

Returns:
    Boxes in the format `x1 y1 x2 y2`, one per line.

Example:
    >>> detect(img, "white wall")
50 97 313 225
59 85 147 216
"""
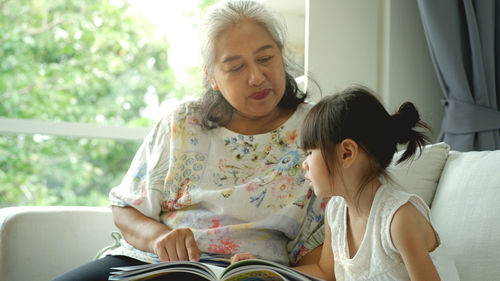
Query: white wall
306 0 379 99
385 0 443 136
305 0 443 136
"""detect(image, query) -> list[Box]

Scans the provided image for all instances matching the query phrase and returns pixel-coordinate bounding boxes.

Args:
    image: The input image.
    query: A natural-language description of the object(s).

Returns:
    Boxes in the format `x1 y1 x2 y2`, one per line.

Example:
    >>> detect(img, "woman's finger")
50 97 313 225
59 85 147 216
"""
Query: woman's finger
165 239 179 261
185 234 201 261
156 246 169 262
176 237 189 261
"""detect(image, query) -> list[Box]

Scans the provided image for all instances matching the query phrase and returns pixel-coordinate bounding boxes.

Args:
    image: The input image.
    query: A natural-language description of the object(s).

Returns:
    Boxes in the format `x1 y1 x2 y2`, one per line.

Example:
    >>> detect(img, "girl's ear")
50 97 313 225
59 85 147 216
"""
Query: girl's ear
340 139 358 168
204 67 219 91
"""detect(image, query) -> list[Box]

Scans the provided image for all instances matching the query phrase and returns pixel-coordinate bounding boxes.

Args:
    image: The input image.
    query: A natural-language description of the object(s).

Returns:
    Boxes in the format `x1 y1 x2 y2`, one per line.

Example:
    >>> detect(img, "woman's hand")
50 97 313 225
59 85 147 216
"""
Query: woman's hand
230 253 257 264
152 227 201 262
112 206 201 262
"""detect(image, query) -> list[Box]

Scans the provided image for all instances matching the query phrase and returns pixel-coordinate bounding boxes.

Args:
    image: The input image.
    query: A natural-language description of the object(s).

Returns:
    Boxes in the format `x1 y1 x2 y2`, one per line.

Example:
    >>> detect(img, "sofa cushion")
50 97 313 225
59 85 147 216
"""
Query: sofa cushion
387 142 450 206
431 149 500 281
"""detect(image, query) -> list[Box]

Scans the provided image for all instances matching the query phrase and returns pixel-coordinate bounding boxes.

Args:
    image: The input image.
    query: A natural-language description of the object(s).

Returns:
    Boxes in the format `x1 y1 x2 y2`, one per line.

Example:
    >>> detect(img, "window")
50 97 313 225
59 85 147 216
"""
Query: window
0 0 216 207
0 0 306 207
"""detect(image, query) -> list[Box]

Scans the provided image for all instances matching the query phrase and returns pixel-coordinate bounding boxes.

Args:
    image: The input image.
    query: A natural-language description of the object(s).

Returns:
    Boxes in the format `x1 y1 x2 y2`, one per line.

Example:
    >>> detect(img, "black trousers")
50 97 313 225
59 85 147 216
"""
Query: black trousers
51 255 210 281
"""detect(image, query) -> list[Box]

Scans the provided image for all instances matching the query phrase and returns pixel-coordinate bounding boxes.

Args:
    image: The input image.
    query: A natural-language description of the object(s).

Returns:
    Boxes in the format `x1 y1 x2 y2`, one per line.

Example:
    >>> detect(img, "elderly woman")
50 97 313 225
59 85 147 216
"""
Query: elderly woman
52 1 324 280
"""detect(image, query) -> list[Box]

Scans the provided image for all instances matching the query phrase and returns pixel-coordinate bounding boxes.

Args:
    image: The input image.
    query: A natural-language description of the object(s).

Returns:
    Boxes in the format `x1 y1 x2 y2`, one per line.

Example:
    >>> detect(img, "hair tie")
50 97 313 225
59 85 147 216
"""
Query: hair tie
392 102 420 143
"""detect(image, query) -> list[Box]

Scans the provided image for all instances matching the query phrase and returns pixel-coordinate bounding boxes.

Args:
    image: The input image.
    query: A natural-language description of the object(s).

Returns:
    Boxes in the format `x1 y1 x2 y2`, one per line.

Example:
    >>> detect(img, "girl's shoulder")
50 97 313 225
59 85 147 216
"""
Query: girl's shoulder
378 184 430 215
389 200 438 256
378 184 433 241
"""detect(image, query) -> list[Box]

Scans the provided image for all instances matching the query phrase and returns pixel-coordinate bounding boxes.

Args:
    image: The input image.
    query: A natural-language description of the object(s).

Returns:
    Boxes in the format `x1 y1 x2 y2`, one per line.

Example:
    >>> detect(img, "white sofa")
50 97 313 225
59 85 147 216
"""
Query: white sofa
1 143 499 281
0 206 118 281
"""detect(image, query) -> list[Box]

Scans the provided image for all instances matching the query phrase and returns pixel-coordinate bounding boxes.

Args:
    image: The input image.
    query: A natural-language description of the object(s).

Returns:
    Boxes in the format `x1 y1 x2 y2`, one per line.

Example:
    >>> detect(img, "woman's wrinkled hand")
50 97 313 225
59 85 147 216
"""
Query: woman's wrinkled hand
230 253 257 264
152 227 201 262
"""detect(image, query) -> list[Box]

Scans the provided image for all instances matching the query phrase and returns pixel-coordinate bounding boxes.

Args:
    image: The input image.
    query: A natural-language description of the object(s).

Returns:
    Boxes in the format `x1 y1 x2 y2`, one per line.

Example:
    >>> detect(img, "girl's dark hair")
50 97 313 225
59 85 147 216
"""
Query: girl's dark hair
300 85 432 197
196 72 307 129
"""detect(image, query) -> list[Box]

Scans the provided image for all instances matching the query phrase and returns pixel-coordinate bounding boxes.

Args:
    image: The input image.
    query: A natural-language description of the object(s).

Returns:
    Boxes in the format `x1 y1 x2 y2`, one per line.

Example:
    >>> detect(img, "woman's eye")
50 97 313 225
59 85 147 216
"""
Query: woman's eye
230 65 243 72
305 151 312 156
258 56 272 63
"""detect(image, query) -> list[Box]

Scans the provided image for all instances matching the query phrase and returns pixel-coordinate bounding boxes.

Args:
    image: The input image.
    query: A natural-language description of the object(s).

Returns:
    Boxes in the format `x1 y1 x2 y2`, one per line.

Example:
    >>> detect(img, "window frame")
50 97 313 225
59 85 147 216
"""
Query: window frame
0 118 148 141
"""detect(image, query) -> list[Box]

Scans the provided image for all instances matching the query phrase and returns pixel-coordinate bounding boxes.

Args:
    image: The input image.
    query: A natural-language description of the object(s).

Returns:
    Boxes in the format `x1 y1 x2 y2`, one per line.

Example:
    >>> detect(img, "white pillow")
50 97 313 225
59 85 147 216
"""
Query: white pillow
387 142 450 206
431 150 500 281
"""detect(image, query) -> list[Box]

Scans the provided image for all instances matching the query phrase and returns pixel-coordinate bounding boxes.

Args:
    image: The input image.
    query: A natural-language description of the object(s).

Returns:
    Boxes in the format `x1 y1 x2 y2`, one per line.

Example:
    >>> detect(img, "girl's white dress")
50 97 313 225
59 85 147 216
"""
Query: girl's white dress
326 184 460 281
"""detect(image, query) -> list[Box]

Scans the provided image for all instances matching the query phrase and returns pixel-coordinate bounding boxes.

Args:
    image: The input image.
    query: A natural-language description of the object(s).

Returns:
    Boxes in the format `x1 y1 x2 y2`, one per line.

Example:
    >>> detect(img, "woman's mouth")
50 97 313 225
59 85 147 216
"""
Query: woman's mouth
250 89 271 100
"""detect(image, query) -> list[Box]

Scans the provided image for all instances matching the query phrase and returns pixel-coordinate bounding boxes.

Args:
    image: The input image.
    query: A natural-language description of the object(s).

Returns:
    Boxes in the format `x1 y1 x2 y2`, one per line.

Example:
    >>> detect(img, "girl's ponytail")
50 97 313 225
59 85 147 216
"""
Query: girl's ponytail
391 102 432 164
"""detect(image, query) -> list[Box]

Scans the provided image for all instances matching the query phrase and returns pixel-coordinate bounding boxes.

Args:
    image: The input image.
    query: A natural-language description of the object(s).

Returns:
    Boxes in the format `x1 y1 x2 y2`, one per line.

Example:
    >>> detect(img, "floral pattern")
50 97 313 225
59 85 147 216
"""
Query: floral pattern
107 102 324 265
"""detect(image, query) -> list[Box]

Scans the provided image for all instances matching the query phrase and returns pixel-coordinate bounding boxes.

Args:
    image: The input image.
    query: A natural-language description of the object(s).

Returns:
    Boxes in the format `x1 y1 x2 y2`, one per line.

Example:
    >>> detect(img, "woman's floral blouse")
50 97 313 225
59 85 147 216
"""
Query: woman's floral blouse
104 101 327 265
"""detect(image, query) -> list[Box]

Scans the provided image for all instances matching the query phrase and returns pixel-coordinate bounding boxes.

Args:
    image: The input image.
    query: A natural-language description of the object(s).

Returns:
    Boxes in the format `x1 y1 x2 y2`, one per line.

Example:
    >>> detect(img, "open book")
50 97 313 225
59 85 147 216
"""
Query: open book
109 255 324 281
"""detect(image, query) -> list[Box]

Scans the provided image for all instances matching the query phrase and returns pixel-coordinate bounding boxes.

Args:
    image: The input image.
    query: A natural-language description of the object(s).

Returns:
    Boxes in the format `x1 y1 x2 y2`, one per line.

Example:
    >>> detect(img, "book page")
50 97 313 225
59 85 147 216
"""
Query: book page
109 258 324 281
222 269 287 281
204 263 226 279
221 259 325 281
109 261 220 281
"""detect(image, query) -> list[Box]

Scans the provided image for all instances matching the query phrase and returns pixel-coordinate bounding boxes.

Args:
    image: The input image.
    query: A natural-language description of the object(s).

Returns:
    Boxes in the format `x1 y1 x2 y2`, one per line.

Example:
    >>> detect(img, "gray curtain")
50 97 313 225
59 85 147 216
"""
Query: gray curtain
417 0 500 151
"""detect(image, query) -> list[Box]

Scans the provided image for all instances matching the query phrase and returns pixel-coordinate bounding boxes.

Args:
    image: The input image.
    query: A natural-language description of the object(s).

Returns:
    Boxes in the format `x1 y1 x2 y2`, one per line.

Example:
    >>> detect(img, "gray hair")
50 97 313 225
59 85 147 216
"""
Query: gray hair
198 0 287 79
195 0 308 130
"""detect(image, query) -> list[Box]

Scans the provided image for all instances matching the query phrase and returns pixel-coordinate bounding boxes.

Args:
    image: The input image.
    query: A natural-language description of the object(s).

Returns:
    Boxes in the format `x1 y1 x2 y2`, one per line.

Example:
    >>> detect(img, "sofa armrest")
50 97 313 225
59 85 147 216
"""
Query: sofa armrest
0 206 118 281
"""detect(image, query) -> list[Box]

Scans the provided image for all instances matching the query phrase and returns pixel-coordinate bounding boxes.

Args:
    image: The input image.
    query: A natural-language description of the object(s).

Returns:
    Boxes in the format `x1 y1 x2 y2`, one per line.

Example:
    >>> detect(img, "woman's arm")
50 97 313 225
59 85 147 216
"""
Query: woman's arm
112 205 200 262
391 202 440 281
293 216 335 281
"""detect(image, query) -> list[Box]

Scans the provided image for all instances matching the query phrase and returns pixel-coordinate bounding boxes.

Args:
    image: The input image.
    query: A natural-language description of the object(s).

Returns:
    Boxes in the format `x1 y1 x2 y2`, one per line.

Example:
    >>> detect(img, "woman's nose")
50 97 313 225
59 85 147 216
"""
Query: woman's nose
248 64 265 86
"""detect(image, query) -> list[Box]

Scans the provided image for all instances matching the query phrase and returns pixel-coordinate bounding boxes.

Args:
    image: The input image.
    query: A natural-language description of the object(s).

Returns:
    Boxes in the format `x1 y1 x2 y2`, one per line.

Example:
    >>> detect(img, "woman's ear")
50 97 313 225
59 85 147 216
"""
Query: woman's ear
340 139 358 168
204 67 219 91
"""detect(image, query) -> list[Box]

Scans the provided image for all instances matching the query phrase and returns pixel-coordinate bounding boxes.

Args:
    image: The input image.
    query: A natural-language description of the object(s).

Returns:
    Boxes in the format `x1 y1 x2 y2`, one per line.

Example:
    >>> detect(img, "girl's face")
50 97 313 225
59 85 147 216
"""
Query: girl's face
302 149 335 197
207 19 286 120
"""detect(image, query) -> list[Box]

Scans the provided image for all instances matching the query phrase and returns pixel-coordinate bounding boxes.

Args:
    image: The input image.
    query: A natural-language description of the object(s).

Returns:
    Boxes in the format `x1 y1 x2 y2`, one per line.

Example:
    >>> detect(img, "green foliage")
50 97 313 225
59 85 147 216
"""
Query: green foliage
0 0 176 125
0 0 215 207
0 134 140 206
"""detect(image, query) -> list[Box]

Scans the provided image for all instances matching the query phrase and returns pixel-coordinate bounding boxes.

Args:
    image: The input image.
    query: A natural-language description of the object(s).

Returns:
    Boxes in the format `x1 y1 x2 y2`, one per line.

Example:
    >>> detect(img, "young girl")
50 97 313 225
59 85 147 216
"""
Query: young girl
231 85 460 280
293 86 460 280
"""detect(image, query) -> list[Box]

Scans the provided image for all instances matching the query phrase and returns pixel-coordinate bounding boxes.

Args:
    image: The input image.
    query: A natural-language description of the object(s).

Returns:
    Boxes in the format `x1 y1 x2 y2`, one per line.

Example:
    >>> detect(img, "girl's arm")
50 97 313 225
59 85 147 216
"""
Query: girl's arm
391 202 440 281
293 215 335 281
295 244 322 266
